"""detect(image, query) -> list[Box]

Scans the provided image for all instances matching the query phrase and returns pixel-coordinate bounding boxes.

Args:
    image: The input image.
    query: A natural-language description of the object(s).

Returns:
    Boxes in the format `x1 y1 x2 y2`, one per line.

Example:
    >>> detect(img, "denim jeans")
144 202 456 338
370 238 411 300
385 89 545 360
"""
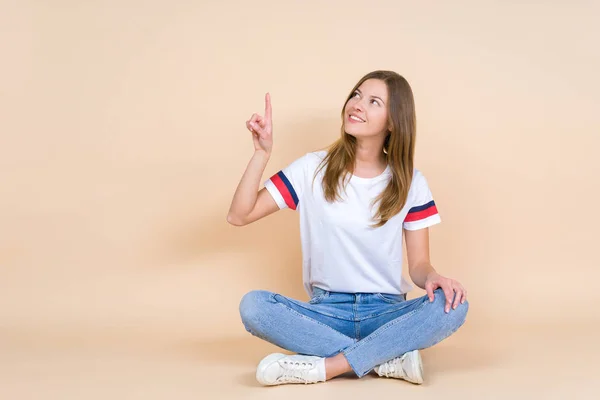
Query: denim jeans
239 286 469 377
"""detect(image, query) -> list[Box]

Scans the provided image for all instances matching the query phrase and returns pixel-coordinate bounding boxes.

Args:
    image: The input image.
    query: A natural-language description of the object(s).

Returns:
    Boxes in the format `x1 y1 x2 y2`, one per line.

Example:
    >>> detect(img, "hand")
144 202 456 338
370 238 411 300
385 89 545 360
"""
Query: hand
425 272 467 313
246 93 273 155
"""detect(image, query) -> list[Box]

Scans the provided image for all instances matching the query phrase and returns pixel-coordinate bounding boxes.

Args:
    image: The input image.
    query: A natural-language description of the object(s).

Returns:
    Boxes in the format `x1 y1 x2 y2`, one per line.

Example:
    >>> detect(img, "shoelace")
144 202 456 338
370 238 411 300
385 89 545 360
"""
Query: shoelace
380 356 406 378
276 360 315 384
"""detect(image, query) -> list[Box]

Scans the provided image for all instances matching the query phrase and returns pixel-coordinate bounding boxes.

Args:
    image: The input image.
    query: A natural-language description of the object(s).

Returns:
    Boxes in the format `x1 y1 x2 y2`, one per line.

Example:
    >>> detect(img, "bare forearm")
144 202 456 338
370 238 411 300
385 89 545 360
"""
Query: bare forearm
409 262 437 290
227 150 271 219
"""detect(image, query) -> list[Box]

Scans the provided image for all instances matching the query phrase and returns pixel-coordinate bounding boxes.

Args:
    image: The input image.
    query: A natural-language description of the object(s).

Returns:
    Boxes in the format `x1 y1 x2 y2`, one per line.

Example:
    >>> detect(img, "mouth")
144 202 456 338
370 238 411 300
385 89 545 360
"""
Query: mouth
348 114 365 123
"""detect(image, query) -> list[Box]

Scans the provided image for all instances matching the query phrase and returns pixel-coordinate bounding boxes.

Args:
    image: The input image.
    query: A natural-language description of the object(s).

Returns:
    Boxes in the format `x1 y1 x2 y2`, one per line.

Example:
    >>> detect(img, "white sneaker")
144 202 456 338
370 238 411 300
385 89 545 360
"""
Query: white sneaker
374 350 424 384
256 353 327 386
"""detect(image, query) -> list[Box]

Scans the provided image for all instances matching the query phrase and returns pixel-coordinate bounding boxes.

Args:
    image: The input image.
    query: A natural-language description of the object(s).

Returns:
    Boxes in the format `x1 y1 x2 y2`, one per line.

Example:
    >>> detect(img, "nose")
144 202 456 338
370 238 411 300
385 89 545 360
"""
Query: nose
352 101 364 113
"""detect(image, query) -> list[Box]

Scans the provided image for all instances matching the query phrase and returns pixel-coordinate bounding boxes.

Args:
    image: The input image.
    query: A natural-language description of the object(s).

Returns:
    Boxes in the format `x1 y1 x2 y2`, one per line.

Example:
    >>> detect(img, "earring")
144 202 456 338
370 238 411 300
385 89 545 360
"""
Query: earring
383 131 391 155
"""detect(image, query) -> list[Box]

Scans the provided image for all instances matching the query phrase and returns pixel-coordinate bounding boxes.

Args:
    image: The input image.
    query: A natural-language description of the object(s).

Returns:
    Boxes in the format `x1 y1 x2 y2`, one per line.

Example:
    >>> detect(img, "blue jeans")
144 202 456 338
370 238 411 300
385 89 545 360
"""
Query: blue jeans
239 287 469 377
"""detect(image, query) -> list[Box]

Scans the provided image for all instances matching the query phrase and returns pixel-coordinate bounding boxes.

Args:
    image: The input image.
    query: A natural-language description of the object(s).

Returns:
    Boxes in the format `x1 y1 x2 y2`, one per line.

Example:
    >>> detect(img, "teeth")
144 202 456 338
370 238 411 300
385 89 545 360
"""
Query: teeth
350 115 364 122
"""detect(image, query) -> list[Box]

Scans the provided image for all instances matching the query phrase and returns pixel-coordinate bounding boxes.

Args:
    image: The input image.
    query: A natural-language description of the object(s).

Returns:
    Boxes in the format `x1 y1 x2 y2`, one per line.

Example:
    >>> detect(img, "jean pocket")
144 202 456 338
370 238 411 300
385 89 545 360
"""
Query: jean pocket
375 292 406 304
308 286 329 304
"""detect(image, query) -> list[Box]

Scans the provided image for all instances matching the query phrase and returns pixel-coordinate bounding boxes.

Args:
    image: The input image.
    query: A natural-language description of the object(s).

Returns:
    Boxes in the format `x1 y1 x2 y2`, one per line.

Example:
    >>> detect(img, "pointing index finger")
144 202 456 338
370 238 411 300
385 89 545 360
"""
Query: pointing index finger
264 92 272 121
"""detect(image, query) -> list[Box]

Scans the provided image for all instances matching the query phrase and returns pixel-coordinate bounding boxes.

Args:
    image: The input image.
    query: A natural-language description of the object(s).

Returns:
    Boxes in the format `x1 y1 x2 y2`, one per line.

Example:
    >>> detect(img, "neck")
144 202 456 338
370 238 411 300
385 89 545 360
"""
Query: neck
354 137 387 169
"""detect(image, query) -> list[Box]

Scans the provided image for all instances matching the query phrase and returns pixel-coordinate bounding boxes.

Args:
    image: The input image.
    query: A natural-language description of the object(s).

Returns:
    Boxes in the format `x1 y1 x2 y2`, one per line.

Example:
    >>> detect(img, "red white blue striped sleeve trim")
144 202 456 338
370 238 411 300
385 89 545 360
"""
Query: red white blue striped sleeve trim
265 171 299 210
404 200 438 222
403 200 441 230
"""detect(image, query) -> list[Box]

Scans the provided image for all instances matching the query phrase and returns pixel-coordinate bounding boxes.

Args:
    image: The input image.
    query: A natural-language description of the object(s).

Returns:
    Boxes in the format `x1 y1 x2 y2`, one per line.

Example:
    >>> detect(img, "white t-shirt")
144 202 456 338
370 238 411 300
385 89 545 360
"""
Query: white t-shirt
264 150 441 296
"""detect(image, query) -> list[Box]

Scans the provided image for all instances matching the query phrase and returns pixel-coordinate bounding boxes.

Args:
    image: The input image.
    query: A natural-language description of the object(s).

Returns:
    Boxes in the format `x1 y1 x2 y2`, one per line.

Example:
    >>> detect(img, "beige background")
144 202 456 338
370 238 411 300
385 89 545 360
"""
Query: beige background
1 0 599 398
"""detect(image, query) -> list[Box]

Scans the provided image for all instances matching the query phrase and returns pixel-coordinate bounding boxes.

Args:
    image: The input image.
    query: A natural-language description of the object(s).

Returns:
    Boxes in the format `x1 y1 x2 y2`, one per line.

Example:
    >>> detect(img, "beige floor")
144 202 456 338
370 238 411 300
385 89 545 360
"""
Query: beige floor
1 320 598 399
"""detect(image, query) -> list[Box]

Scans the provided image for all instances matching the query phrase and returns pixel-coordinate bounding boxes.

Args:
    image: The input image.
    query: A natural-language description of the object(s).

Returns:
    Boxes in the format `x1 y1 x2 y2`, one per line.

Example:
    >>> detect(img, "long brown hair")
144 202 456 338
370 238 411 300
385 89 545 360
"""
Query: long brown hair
313 70 417 228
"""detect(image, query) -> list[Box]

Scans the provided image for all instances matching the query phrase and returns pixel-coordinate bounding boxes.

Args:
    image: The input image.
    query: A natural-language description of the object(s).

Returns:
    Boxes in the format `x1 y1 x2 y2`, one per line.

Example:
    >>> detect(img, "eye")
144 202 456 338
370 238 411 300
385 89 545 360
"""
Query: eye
370 99 380 106
352 91 360 98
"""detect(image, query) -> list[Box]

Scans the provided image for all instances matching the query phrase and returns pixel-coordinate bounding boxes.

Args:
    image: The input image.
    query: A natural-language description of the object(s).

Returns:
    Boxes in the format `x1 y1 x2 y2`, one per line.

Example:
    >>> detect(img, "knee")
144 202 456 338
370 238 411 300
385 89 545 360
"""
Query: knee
429 288 469 325
239 290 273 328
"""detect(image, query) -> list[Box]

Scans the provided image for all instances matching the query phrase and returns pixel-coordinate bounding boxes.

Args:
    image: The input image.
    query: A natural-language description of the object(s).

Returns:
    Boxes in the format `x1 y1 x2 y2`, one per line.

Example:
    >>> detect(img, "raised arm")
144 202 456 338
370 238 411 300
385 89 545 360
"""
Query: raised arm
227 93 280 226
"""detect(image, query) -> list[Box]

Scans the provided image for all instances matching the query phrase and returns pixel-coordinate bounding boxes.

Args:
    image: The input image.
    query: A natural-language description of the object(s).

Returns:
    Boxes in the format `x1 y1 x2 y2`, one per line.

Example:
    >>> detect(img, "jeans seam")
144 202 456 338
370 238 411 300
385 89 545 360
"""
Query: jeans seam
343 353 362 377
270 293 354 341
403 292 467 350
343 296 429 376
353 297 360 340
424 311 468 349
279 295 353 320
374 293 404 304
308 291 329 304
360 303 414 320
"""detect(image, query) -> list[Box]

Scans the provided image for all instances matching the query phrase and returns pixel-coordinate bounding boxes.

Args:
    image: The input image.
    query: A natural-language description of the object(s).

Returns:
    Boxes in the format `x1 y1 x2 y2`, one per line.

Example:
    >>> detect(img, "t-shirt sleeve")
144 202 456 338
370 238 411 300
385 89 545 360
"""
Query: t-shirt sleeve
263 153 310 211
403 170 442 230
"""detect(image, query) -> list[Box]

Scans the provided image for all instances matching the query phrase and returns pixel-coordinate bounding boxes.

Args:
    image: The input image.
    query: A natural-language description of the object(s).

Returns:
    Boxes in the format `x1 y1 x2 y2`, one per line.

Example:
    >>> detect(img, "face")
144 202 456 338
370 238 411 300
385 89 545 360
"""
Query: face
343 78 390 138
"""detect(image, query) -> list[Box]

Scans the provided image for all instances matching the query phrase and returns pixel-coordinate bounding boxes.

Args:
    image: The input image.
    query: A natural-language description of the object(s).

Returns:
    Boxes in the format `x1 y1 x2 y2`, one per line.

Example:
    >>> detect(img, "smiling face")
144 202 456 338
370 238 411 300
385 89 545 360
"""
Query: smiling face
343 78 390 138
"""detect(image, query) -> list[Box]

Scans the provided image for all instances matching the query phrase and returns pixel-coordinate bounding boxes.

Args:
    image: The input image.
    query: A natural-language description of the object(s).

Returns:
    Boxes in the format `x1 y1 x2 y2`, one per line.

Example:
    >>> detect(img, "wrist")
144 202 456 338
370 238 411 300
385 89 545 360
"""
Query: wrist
425 270 439 281
254 149 271 160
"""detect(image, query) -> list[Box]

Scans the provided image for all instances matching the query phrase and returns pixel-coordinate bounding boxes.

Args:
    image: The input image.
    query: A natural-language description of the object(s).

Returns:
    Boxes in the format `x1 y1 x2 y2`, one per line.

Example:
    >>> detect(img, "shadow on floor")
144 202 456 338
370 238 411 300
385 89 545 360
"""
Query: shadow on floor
175 333 501 386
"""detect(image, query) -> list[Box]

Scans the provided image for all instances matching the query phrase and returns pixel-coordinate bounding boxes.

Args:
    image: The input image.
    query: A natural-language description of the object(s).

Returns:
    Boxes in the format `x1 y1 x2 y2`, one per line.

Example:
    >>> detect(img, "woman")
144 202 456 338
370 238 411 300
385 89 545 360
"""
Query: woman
227 70 469 386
